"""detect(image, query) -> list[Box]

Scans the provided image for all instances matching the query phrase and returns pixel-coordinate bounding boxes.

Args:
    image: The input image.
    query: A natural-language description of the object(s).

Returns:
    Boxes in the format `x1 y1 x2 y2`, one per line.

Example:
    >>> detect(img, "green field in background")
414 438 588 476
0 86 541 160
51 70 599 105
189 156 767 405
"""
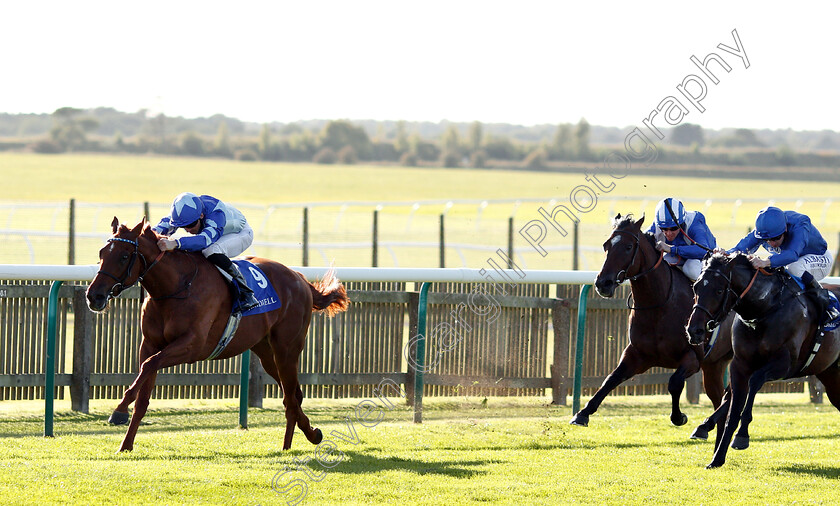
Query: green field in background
2 152 840 269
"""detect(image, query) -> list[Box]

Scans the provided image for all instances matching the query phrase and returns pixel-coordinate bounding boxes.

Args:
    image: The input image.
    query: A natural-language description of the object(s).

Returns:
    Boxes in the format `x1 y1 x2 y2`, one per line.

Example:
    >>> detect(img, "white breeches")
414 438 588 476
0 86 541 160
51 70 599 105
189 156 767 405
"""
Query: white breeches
201 224 254 258
786 250 834 281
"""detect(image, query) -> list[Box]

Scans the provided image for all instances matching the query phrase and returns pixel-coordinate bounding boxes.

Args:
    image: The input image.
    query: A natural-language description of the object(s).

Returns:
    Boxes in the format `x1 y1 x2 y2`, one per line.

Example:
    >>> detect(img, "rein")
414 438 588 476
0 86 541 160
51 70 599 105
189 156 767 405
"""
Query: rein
150 252 199 301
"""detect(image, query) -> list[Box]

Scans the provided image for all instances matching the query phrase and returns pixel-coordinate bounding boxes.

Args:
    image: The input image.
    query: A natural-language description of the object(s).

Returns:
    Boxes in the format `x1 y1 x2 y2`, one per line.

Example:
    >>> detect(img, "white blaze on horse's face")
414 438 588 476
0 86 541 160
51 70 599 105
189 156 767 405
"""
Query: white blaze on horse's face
703 280 709 287
610 236 622 248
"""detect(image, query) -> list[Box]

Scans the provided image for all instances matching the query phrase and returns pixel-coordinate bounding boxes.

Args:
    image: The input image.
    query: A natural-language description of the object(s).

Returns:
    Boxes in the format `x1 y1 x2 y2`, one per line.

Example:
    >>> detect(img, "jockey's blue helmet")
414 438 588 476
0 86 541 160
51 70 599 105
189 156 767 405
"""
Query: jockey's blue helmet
170 192 204 227
753 206 786 239
654 198 686 229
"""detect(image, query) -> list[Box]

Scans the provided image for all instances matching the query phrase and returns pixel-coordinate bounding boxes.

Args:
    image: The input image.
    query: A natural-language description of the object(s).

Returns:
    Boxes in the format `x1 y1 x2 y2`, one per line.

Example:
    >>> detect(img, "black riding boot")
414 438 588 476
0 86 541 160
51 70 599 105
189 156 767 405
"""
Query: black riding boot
208 254 260 313
801 271 831 327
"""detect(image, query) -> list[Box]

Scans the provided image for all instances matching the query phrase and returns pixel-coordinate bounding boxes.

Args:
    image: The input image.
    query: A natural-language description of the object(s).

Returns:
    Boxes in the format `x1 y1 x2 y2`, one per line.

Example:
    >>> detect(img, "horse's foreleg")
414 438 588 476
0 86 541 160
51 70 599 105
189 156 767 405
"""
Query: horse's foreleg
708 363 751 468
110 340 158 425
113 336 197 452
570 351 644 426
667 366 689 426
118 371 157 452
670 351 701 427
700 357 730 409
731 356 789 451
690 357 730 440
691 385 730 441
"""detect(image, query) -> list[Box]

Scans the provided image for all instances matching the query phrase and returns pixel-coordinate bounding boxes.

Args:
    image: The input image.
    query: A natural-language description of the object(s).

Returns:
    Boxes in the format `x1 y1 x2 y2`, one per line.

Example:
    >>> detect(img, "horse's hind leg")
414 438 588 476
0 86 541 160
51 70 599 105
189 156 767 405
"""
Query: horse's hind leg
261 328 322 450
570 347 646 426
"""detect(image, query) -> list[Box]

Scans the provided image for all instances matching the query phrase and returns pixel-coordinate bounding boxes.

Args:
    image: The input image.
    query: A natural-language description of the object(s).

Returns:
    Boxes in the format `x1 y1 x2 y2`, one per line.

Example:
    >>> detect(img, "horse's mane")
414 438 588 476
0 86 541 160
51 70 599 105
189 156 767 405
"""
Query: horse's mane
705 252 753 270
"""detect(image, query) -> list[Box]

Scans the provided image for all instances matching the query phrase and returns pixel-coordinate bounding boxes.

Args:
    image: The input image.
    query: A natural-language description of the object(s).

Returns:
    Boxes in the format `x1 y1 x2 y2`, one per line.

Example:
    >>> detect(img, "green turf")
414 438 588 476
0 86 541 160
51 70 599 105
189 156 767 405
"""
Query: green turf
1 394 838 505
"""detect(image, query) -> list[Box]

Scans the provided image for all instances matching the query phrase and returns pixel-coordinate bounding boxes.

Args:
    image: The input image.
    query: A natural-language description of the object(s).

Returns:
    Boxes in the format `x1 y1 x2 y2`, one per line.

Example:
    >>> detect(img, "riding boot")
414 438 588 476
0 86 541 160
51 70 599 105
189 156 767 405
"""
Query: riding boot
208 254 260 313
801 271 831 327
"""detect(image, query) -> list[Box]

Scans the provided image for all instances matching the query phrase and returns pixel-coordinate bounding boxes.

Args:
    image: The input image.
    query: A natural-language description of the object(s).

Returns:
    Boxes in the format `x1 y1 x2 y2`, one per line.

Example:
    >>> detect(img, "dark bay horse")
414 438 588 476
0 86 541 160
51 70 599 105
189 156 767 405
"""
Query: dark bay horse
686 253 840 468
86 218 350 452
571 214 733 431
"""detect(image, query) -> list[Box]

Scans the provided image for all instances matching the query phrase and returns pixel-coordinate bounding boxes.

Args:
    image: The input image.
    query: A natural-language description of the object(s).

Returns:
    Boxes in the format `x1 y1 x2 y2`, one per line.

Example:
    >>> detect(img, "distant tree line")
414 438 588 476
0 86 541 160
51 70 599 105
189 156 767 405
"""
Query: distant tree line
1 107 840 169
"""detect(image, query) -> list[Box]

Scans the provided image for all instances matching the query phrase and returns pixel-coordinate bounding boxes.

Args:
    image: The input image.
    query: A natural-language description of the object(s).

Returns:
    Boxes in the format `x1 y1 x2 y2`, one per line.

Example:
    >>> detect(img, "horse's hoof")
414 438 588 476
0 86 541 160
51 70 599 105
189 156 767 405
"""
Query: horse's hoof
312 428 323 445
671 413 689 426
689 426 709 440
108 411 130 425
706 461 723 469
569 413 589 427
731 435 749 450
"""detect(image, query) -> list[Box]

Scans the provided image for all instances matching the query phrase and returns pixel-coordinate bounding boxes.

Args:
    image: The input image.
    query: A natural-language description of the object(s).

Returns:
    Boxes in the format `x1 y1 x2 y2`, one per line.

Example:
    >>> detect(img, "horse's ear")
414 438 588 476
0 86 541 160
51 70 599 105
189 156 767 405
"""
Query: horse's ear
131 219 145 235
615 213 622 221
636 213 645 229
111 217 120 234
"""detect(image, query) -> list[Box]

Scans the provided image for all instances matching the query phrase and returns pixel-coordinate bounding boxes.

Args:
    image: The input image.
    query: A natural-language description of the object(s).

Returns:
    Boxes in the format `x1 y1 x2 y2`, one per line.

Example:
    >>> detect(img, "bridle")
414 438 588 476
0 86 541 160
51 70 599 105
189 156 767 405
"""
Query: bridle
606 228 672 310
96 237 165 298
692 263 761 332
609 229 664 285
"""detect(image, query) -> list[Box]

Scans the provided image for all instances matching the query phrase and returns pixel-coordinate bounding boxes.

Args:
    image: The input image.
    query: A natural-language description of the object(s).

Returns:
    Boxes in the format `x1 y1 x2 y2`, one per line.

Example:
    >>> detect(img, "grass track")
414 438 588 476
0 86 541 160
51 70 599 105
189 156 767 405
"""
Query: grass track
1 394 839 505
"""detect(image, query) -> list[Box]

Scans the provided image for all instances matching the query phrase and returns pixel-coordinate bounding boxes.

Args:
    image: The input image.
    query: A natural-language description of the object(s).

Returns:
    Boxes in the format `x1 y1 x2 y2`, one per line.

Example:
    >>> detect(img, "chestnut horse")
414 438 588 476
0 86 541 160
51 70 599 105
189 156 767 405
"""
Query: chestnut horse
571 214 733 433
686 253 840 468
86 218 349 452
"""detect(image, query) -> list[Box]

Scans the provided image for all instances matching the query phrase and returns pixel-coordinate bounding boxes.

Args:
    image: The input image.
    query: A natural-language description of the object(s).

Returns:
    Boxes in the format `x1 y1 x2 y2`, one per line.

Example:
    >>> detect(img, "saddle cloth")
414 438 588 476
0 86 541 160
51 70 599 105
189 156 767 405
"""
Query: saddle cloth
206 260 282 360
217 259 282 316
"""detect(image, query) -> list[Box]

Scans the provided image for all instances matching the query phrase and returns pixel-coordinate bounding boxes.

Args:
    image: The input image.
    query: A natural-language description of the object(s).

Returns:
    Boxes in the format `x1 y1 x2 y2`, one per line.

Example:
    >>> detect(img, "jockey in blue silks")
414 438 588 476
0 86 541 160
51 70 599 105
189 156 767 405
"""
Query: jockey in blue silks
647 198 717 281
727 206 835 325
153 192 259 313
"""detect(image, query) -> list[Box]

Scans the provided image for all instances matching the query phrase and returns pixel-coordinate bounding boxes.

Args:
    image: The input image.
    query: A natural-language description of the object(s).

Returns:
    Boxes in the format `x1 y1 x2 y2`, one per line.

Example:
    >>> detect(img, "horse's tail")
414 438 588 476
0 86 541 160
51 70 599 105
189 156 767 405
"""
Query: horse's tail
308 267 350 317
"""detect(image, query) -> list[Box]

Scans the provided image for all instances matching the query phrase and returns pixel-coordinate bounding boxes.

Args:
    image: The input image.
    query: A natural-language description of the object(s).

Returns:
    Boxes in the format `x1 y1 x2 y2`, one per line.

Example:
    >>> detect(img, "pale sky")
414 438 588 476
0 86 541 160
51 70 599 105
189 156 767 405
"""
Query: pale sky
2 1 838 131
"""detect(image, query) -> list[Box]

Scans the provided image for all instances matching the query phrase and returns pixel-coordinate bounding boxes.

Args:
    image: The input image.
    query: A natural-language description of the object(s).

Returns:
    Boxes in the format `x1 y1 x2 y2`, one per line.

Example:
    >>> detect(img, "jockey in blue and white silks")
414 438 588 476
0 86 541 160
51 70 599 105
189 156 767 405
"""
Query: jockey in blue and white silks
727 206 836 326
153 192 258 313
647 198 717 281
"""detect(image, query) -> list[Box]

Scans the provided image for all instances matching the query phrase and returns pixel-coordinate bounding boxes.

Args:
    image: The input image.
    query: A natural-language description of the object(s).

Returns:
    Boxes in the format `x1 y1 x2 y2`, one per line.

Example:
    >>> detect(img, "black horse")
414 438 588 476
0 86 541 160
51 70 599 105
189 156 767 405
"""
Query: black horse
686 253 840 468
571 214 733 431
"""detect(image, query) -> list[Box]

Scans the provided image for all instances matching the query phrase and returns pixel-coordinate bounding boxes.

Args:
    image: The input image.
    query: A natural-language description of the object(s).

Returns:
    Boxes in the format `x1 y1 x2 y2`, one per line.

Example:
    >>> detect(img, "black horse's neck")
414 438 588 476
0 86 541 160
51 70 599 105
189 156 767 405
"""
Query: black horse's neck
727 257 789 322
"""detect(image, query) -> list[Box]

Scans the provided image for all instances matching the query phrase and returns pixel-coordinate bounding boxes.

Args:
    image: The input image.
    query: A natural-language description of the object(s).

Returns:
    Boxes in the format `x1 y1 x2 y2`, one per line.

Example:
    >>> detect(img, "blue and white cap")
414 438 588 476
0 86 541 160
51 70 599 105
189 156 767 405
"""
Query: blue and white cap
170 192 204 227
654 198 686 229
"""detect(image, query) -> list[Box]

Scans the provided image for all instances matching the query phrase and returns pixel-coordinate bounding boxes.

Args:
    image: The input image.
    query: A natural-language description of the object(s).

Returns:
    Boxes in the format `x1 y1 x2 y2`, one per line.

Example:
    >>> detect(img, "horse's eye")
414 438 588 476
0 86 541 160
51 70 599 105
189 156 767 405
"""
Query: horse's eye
625 244 632 251
715 289 723 296
120 253 129 262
